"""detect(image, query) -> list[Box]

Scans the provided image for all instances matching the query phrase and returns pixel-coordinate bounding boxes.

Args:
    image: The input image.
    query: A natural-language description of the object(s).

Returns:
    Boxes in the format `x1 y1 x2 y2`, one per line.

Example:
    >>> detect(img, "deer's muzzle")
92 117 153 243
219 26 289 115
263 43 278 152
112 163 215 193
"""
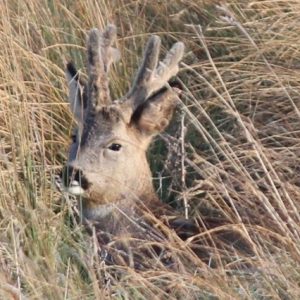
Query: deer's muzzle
61 165 90 196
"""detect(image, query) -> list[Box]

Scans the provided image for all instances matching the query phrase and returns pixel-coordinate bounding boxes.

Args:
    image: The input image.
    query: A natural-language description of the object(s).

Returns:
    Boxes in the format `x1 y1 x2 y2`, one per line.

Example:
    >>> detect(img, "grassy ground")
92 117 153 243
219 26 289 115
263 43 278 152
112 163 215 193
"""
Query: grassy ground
1 0 300 299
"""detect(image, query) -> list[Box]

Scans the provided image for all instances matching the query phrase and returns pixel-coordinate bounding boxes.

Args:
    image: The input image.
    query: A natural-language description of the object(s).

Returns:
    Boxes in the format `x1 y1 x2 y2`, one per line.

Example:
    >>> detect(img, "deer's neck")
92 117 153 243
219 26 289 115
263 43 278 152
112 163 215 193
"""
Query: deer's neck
81 196 139 219
81 177 159 221
81 190 160 237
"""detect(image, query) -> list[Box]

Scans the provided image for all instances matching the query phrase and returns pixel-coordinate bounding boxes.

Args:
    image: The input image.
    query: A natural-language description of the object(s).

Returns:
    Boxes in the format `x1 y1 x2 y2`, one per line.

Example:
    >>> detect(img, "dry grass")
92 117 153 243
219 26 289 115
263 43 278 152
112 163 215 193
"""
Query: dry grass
1 0 300 299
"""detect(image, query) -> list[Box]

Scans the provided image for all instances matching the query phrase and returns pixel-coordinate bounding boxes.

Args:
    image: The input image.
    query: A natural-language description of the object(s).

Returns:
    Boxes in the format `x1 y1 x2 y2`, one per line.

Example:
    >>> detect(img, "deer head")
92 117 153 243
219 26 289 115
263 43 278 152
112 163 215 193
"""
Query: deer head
61 25 184 220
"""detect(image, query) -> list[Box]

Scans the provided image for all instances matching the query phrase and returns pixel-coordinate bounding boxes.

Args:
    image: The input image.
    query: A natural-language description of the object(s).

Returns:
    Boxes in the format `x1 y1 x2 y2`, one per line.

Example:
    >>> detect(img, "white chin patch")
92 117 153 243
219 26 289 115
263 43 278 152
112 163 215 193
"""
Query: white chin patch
66 180 85 196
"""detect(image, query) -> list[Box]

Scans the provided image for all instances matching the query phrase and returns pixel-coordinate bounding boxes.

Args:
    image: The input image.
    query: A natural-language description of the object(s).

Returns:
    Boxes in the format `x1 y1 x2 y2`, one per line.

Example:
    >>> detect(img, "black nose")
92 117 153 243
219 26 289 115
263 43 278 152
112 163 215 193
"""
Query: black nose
61 165 90 190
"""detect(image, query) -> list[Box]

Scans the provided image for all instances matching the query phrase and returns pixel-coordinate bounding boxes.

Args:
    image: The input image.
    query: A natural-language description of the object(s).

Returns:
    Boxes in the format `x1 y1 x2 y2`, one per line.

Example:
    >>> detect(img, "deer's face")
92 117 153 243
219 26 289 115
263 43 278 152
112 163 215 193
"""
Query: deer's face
63 104 153 205
61 25 184 213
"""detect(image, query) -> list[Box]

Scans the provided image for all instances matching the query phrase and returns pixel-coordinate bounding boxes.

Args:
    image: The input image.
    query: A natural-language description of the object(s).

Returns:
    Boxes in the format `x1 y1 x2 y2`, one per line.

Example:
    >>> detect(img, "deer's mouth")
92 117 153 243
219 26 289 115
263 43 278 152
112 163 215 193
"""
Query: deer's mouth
66 180 85 196
60 165 91 196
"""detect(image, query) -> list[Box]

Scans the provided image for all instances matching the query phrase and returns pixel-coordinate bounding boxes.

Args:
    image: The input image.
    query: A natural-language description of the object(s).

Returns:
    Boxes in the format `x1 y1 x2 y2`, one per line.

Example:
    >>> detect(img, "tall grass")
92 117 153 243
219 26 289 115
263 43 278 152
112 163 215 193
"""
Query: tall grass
0 0 300 299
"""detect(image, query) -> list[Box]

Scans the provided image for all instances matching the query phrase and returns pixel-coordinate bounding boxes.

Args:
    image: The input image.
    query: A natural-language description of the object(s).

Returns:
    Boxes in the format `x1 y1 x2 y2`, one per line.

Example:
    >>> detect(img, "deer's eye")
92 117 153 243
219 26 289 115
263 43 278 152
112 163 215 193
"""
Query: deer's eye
108 143 122 151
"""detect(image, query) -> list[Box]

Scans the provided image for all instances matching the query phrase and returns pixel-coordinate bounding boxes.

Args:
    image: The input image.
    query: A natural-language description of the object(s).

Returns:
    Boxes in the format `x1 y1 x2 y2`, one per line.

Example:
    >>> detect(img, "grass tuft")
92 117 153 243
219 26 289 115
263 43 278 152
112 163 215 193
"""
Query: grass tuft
1 0 300 299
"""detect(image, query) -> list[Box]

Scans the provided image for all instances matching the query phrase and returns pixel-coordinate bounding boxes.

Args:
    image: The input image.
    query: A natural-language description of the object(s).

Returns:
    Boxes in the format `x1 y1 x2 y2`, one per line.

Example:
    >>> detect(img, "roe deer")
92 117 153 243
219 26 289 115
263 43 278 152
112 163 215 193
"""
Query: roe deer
58 25 251 268
58 24 191 268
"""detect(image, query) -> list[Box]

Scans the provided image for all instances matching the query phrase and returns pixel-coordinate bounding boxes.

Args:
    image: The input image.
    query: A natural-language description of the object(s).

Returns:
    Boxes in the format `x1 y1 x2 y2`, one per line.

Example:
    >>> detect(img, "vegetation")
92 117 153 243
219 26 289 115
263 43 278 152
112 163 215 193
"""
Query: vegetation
1 0 300 299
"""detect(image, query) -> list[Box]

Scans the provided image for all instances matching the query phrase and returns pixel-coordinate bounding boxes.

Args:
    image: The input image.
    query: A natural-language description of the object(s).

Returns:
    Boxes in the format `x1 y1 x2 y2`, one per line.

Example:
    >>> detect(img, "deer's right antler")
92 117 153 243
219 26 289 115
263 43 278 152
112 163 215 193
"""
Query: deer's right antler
126 36 184 111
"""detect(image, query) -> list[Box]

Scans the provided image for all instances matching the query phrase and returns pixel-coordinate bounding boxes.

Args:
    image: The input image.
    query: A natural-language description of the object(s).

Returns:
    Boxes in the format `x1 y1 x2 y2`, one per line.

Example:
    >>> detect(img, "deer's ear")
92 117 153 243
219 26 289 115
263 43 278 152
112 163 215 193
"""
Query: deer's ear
131 87 180 135
66 62 87 124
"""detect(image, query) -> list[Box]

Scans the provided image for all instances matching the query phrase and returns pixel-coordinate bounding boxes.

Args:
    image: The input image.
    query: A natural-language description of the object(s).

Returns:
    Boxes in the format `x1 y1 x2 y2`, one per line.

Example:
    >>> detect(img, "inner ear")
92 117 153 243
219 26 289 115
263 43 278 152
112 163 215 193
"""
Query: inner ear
66 62 88 124
130 83 181 135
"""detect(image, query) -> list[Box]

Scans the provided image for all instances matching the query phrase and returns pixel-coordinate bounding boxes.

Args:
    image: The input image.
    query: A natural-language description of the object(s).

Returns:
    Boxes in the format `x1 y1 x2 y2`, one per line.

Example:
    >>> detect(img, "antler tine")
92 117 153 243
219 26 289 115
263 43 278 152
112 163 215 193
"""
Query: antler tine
87 24 120 109
154 41 184 86
127 36 184 111
126 35 161 108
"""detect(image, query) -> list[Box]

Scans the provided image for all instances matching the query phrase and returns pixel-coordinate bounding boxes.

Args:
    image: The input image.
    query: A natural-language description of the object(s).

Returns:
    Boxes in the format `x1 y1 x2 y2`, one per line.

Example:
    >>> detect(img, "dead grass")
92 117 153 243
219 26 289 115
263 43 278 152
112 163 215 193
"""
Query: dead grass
0 0 300 299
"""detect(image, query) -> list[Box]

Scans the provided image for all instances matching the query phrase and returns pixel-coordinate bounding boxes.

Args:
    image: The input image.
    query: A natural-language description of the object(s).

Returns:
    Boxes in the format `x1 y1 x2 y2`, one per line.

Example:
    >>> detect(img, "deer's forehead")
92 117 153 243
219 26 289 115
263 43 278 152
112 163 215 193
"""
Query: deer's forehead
86 105 124 125
81 106 123 135
79 106 140 147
